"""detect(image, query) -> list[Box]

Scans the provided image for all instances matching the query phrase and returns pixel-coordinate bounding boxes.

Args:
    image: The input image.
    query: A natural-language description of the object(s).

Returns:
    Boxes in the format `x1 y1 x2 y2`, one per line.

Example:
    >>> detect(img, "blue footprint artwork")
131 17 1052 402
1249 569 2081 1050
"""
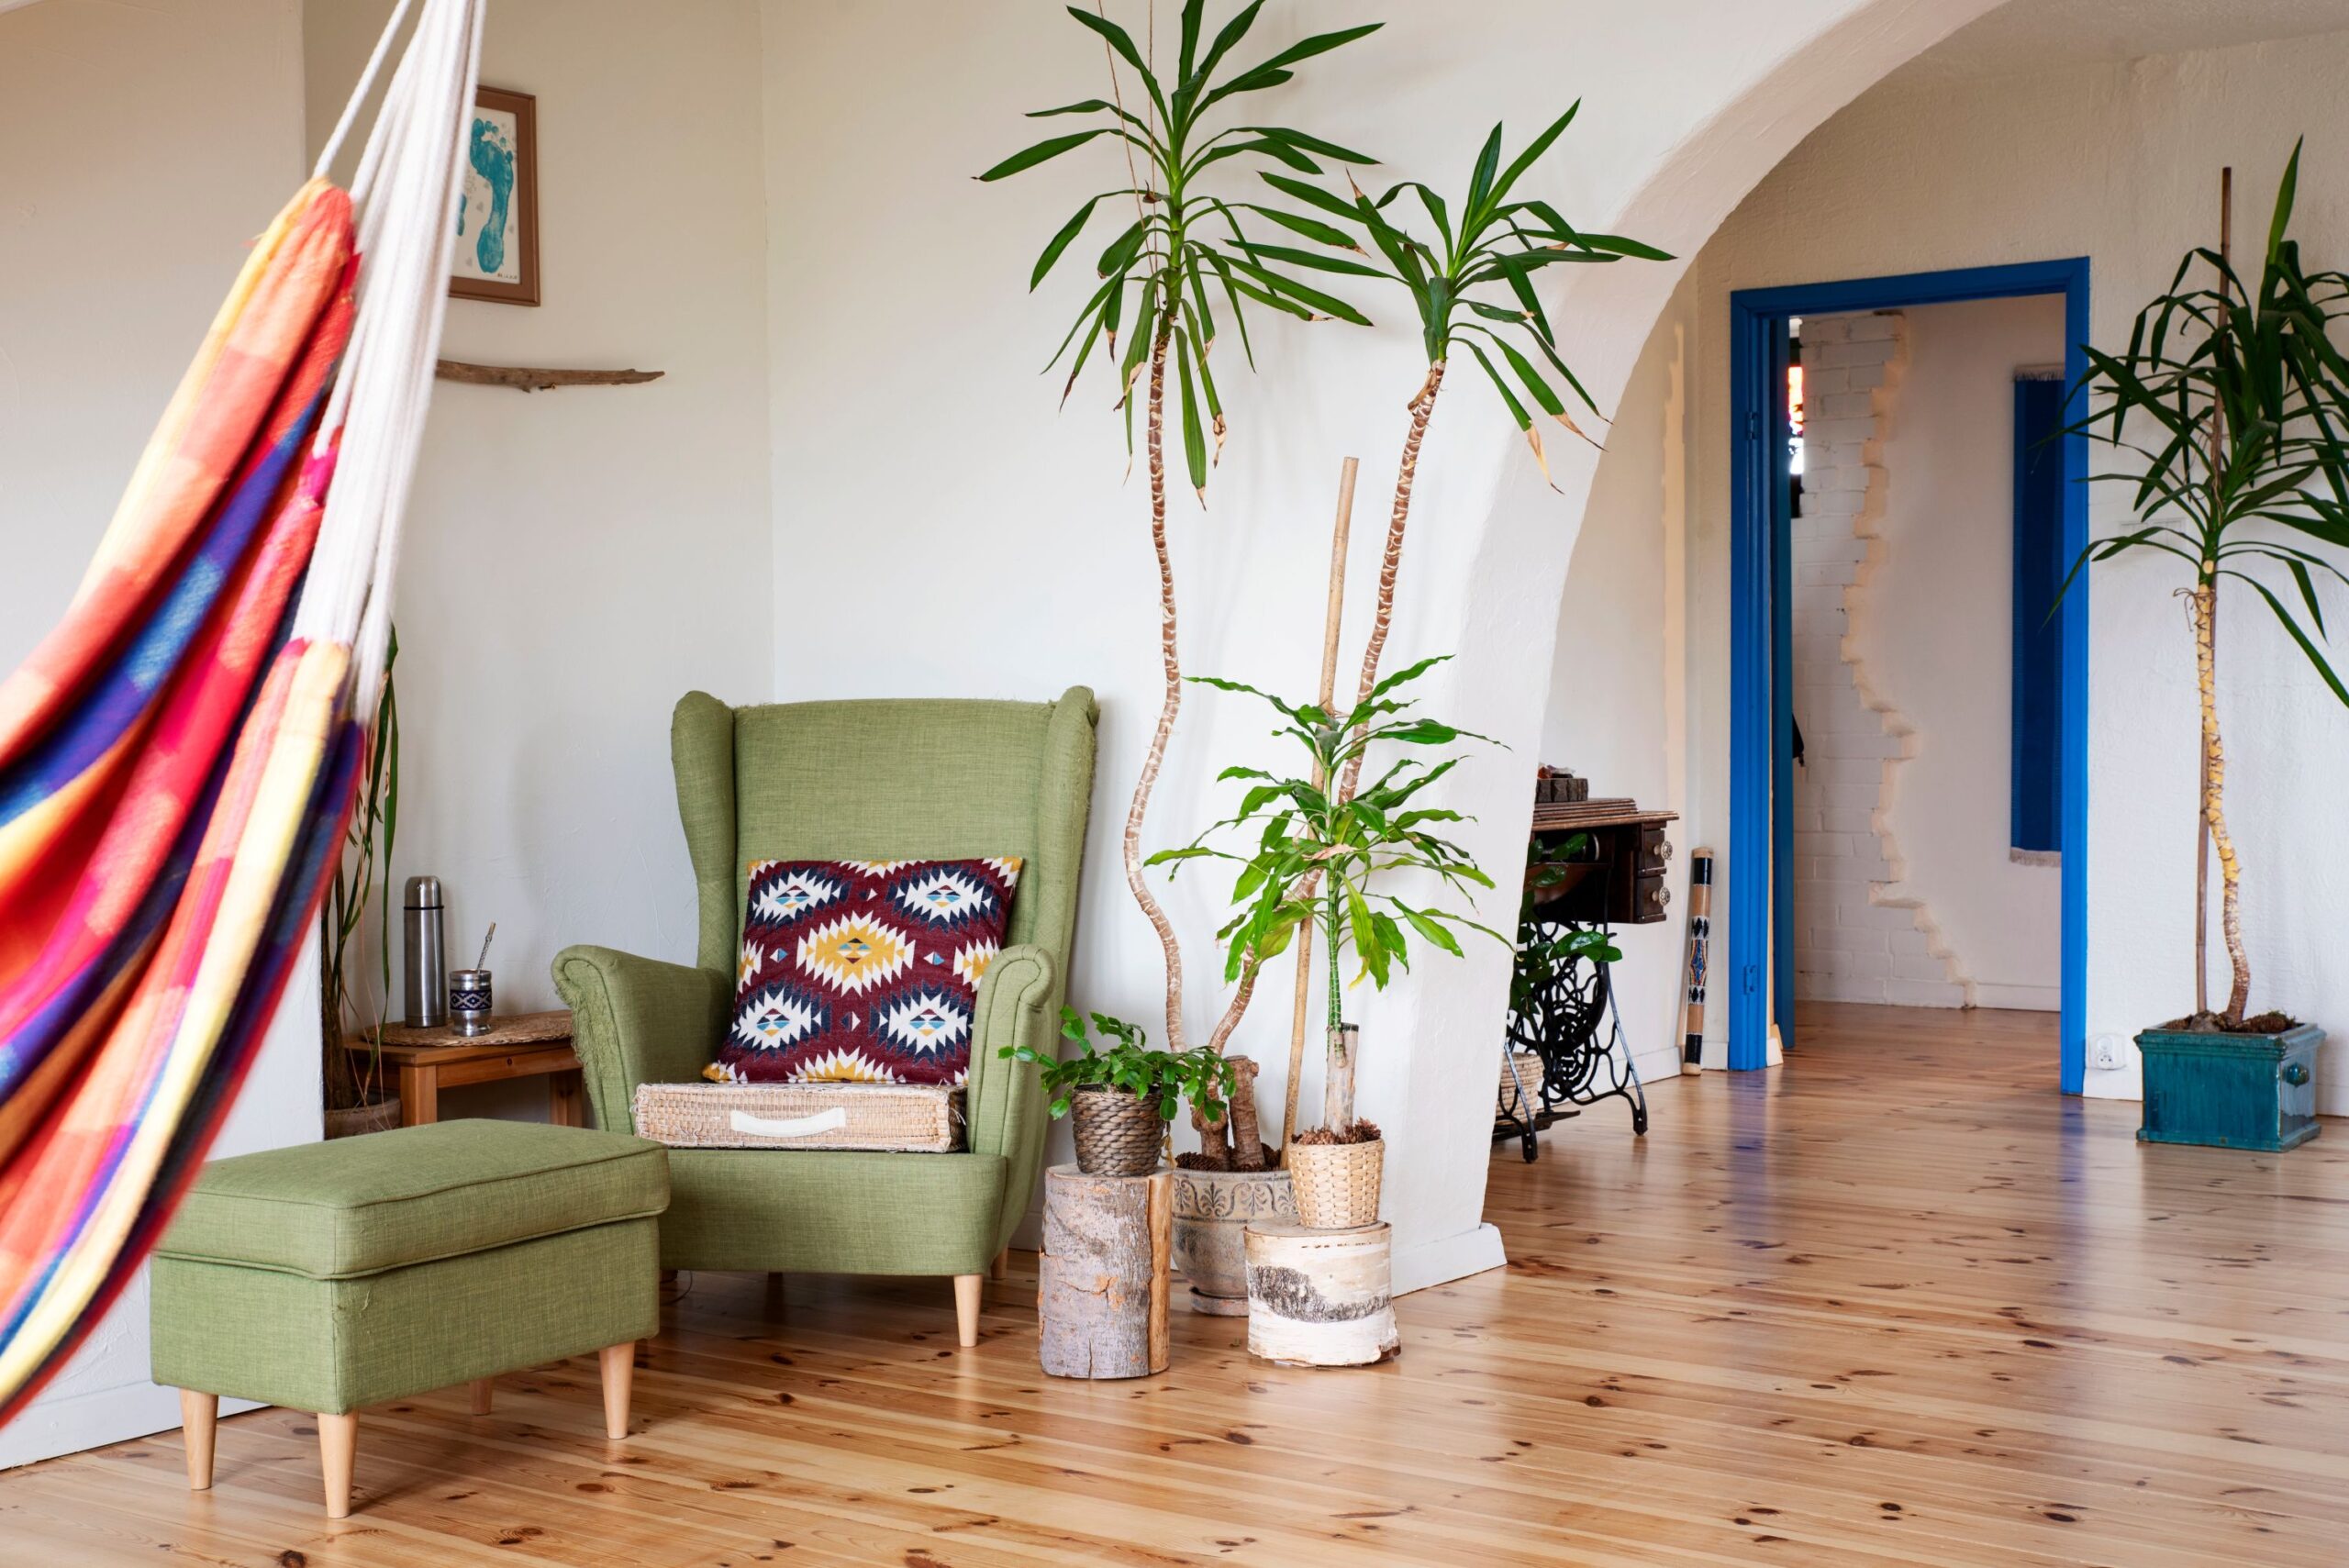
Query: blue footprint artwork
456 113 517 279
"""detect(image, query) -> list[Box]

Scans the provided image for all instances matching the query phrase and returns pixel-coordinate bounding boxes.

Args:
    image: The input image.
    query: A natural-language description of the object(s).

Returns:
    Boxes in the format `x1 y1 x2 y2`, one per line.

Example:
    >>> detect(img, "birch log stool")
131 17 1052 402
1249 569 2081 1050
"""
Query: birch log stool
1037 1163 1173 1379
1243 1220 1400 1367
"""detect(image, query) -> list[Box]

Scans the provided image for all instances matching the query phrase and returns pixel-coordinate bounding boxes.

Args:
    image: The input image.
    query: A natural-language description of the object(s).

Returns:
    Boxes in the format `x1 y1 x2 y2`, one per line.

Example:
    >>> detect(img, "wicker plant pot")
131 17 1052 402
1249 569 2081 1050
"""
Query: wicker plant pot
1071 1085 1163 1177
324 1095 401 1140
1288 1137 1384 1229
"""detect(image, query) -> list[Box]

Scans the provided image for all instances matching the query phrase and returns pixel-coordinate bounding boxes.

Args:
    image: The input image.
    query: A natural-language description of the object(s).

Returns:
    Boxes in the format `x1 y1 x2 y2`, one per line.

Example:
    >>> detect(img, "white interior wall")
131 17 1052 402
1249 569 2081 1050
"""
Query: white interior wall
304 0 774 1120
1871 295 2065 1009
1541 272 1701 1088
1594 26 2349 1108
0 0 320 1472
763 0 1993 1293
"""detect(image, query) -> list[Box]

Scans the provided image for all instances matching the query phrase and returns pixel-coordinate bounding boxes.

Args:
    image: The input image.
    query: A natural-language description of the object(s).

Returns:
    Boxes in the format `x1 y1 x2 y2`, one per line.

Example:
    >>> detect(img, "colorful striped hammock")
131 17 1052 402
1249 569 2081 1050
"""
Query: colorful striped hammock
0 0 483 1423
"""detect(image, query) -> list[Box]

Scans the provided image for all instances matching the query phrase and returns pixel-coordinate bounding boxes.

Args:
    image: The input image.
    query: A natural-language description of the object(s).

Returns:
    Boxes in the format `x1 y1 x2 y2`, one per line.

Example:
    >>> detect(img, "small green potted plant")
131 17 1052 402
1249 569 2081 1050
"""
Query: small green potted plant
2063 144 2349 1150
1002 1007 1240 1178
1152 656 1504 1227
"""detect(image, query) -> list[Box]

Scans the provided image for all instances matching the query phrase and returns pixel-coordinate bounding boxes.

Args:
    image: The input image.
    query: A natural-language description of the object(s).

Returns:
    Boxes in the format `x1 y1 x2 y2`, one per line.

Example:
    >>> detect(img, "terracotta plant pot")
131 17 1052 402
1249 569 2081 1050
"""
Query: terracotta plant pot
1070 1084 1163 1177
324 1095 402 1140
1170 1165 1294 1315
1287 1137 1384 1229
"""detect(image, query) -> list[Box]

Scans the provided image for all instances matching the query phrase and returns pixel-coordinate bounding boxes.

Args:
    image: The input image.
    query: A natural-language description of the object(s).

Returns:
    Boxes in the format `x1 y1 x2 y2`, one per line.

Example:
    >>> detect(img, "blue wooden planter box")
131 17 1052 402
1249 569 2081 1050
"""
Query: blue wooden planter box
2136 1022 2323 1152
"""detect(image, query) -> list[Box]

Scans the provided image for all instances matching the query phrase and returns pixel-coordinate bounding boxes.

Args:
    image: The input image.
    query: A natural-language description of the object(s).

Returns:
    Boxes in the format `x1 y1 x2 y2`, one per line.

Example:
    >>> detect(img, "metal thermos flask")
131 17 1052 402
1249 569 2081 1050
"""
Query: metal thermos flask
404 875 448 1029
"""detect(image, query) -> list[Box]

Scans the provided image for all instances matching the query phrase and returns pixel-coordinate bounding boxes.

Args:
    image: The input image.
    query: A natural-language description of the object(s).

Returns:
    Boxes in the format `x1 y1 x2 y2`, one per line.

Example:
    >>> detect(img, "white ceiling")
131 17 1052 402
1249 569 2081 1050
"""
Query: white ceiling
1895 0 2349 83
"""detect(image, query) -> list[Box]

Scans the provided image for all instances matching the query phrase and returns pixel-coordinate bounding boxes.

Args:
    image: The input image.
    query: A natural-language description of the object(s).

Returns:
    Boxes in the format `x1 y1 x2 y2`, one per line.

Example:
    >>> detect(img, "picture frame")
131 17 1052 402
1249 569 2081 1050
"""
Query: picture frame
451 85 540 306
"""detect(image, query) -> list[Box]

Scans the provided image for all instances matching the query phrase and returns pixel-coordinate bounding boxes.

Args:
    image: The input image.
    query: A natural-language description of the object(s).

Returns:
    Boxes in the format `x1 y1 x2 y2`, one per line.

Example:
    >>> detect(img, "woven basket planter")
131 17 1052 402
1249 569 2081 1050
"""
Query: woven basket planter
1072 1086 1163 1177
1287 1137 1384 1229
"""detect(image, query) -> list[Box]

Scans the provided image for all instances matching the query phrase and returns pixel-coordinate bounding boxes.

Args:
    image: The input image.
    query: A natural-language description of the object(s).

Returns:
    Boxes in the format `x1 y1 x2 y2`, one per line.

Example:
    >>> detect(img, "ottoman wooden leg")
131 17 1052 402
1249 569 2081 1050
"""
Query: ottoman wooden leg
179 1391 217 1491
598 1343 634 1440
989 1247 1008 1282
469 1378 495 1415
952 1273 982 1347
318 1413 358 1519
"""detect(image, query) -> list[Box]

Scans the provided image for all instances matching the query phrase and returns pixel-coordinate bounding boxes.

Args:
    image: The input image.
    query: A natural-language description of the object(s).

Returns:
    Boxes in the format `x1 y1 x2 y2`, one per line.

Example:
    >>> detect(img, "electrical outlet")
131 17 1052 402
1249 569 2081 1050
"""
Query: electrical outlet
2091 1034 2124 1071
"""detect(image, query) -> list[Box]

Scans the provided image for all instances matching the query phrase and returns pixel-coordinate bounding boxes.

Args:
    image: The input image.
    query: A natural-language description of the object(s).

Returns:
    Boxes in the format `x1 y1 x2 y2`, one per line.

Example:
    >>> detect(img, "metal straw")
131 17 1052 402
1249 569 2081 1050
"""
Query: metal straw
473 921 495 973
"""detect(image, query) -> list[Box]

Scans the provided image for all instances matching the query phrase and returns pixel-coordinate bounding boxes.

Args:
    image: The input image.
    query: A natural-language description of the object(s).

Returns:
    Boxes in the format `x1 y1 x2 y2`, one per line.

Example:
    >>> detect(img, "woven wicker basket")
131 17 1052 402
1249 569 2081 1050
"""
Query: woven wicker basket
1497 1050 1543 1119
631 1082 962 1152
1287 1137 1384 1229
1070 1086 1163 1177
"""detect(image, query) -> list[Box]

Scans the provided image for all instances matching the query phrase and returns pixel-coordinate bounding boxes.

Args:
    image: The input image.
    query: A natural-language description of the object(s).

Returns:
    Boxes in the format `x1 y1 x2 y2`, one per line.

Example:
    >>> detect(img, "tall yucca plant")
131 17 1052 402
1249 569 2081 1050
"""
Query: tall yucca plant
1260 106 1669 797
2065 141 2349 1028
980 2 1379 1076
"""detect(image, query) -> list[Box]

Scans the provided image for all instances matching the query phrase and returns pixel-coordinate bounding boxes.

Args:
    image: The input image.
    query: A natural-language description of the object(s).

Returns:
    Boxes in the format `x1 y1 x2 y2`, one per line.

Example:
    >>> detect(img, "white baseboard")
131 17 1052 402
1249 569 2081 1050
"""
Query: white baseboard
0 1380 261 1472
1973 982 2060 1012
1391 1220 1506 1296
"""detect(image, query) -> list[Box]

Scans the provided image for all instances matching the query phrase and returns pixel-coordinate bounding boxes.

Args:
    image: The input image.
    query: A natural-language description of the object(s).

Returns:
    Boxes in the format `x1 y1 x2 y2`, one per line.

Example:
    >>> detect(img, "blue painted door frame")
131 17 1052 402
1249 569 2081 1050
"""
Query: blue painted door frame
1728 260 2091 1091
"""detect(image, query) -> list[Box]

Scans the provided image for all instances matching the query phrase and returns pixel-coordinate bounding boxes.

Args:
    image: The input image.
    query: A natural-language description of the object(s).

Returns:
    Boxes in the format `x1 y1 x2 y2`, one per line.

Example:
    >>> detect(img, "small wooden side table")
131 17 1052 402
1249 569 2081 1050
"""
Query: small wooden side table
342 1009 584 1128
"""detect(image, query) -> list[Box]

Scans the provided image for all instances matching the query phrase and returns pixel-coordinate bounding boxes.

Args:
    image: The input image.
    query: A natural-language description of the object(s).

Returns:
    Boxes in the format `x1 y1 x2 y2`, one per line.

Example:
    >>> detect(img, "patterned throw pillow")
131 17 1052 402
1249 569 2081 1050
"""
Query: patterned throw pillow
706 857 1023 1087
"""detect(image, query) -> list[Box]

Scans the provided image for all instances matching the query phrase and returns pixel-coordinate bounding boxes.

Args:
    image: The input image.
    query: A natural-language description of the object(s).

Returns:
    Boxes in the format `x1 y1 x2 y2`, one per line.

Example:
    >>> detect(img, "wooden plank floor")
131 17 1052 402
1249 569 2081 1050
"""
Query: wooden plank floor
6 1002 2346 1565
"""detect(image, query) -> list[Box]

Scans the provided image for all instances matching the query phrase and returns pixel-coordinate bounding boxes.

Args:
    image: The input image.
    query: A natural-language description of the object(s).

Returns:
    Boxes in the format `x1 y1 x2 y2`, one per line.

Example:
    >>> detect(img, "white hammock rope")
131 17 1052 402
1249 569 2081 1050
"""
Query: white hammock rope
298 0 483 704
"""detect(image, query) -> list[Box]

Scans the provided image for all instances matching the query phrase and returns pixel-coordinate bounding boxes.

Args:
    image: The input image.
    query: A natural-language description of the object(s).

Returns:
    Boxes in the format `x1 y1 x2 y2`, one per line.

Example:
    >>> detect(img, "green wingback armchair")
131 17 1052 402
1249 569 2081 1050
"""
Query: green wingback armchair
552 687 1096 1346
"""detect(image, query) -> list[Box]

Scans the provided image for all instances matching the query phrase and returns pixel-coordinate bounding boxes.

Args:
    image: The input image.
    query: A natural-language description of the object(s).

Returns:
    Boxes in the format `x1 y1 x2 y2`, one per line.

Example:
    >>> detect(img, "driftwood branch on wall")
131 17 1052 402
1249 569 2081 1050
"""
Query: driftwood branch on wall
433 359 664 392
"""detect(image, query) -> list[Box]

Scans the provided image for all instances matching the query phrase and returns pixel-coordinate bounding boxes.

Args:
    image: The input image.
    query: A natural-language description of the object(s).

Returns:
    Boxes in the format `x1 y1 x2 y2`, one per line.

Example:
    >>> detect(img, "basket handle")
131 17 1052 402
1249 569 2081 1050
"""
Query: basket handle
729 1106 850 1140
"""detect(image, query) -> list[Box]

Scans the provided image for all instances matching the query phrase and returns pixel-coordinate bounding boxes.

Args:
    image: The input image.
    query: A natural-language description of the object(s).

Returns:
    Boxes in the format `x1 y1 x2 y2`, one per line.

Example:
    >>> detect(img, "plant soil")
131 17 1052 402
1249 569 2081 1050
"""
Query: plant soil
1289 1119 1382 1147
1175 1143 1278 1171
2158 1010 2300 1034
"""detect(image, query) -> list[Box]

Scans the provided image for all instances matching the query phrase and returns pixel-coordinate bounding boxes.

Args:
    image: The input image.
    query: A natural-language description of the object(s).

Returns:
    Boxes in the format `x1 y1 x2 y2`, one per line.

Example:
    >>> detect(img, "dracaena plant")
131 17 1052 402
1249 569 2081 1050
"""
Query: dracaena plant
979 3 1381 1085
1260 106 1670 802
1149 656 1505 1138
2062 140 2349 1030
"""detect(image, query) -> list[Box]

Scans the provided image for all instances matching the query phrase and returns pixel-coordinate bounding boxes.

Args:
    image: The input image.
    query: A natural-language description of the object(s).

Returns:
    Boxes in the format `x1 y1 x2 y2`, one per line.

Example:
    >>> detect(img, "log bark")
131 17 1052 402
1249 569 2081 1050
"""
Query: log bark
1227 1057 1265 1172
1243 1219 1398 1367
1038 1164 1172 1379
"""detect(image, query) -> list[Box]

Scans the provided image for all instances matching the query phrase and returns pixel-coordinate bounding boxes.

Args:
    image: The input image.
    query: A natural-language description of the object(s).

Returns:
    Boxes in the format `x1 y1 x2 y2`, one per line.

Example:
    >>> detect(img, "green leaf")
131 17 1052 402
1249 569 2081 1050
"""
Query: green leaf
1463 122 1505 228
1066 7 1167 117
1031 195 1103 290
1260 172 1365 226
1486 103 1578 213
1235 239 1385 277
1246 204 1365 251
978 127 1111 182
1240 126 1378 166
1176 329 1208 497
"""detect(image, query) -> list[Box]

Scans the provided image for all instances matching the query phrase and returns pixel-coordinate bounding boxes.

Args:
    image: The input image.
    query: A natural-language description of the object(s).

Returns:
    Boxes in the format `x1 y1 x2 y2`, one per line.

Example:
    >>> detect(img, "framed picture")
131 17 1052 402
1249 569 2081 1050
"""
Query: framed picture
451 86 540 306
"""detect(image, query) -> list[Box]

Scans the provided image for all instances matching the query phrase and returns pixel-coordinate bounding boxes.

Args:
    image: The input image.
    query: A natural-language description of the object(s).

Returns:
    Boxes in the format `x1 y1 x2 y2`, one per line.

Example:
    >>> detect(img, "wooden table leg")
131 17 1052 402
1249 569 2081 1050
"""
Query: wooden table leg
397 1062 438 1126
549 1068 585 1128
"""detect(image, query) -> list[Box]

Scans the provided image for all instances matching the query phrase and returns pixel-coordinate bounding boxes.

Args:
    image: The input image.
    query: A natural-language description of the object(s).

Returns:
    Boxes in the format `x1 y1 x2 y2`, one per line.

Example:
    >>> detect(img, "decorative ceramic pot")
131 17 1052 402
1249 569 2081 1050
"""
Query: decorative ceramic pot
324 1095 402 1140
1171 1164 1294 1315
1287 1136 1384 1229
2136 1021 2323 1151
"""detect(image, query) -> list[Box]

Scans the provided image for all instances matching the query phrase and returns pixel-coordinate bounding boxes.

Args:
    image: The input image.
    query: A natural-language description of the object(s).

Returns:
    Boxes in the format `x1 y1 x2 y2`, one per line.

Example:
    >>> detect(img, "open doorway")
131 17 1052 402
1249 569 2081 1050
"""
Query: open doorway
1727 262 2092 1088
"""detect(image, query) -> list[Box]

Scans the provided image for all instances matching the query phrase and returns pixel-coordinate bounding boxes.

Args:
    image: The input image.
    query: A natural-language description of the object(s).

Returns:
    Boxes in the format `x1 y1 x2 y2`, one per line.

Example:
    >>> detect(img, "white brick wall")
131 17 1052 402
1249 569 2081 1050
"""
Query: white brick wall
1790 313 1972 1008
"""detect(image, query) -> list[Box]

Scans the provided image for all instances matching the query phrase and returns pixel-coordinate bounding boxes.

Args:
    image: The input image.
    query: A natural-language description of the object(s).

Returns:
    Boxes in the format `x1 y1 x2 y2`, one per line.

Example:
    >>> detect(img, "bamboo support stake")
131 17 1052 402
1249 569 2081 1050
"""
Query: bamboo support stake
1282 457 1358 1151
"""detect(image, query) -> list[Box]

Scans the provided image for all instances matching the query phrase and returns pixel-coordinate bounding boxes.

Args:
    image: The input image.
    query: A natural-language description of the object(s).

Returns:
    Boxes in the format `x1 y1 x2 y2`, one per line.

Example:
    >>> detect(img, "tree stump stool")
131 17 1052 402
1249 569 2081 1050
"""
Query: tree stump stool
1037 1163 1173 1379
1242 1220 1399 1367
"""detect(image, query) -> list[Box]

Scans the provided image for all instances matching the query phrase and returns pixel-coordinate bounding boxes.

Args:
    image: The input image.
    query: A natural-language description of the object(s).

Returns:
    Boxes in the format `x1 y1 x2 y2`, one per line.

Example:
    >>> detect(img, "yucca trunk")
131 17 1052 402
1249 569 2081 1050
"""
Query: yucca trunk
2188 582 2252 1022
1127 325 1192 1055
1337 361 1448 806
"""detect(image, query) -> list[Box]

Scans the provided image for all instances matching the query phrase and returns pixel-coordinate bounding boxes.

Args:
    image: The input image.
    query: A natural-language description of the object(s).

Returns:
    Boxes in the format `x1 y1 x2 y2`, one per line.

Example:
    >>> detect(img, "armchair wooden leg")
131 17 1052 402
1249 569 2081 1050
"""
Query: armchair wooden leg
469 1377 495 1415
179 1391 217 1491
953 1273 983 1347
317 1412 358 1519
599 1342 634 1440
989 1247 1008 1282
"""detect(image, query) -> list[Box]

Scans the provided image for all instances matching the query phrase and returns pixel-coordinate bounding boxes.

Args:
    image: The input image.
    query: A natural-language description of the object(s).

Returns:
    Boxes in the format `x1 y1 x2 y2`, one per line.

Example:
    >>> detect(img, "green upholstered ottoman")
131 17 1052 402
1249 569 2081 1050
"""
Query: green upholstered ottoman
150 1119 668 1518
